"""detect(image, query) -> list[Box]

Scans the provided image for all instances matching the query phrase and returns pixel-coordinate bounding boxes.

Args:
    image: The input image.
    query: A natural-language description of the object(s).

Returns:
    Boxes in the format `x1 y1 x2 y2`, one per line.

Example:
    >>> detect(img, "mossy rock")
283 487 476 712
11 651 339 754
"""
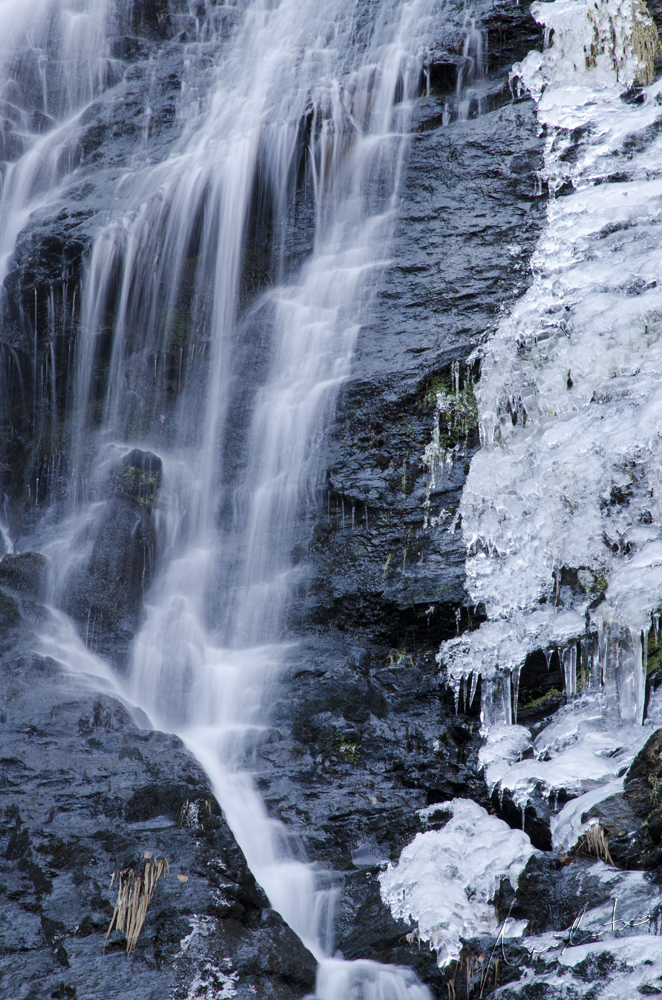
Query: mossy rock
111 449 162 508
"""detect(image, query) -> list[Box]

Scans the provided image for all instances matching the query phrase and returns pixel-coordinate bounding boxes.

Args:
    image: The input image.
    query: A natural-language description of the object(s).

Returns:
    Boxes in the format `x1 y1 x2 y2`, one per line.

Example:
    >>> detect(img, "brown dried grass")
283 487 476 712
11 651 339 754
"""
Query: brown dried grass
104 857 169 955
575 821 614 866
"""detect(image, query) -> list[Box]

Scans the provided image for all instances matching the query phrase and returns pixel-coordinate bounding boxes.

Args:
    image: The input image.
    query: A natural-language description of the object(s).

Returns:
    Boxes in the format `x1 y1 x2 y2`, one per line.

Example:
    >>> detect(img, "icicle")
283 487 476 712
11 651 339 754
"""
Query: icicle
580 639 588 691
468 670 478 711
521 803 526 831
351 506 355 530
480 675 494 729
544 648 553 671
589 635 601 689
451 674 462 713
654 613 660 642
629 627 645 726
494 670 512 727
511 665 521 724
603 623 621 720
561 644 576 700
644 626 649 679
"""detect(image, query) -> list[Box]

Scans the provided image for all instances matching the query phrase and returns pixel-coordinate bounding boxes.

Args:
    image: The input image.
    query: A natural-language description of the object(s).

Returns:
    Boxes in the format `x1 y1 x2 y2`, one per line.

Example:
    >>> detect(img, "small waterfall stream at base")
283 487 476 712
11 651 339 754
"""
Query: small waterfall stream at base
0 0 469 993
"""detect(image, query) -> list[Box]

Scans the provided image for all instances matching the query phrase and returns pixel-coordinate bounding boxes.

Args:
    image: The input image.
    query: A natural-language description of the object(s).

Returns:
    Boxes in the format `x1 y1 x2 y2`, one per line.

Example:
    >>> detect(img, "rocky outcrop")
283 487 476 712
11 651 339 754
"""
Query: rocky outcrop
63 450 163 662
0 594 316 1000
583 728 662 871
307 84 545 650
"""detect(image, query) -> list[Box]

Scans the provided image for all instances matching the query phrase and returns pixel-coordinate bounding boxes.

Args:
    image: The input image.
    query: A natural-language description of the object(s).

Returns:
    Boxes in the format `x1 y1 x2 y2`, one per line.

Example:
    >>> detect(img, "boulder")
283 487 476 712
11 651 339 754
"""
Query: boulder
63 450 162 661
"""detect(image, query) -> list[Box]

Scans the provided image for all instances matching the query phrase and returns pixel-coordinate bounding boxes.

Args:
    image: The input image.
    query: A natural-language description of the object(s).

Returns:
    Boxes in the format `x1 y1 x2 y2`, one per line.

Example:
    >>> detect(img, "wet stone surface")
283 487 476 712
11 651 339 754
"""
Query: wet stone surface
304 93 546 649
0 602 316 1000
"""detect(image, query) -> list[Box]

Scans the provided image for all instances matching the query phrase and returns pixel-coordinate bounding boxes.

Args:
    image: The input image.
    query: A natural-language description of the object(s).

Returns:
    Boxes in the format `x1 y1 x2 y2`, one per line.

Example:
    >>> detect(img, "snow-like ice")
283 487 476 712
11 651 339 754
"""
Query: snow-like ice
389 6 662 993
379 799 534 967
435 0 662 733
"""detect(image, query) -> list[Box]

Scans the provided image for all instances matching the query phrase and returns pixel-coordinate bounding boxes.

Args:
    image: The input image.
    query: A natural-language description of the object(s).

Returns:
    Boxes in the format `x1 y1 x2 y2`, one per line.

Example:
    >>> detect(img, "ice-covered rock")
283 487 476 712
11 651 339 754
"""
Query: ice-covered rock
438 0 662 730
379 798 534 967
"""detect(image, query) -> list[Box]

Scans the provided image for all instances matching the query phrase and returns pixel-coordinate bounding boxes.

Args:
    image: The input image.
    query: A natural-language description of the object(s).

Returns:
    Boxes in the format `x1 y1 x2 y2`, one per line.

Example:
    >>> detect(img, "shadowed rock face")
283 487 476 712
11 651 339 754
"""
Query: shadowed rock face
579 728 662 871
0 552 47 597
63 450 163 663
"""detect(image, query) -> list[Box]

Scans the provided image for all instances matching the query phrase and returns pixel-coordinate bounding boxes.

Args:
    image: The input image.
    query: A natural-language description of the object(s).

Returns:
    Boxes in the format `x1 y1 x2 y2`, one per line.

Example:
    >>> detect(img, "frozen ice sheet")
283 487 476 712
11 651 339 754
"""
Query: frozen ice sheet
379 799 535 967
436 0 662 730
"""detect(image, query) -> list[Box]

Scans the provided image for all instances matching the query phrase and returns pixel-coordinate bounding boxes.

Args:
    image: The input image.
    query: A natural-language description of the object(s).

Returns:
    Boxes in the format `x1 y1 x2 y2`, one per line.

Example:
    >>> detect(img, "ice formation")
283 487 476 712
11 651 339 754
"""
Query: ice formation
384 12 662 987
509 863 662 998
378 799 534 967
479 708 650 817
436 0 662 733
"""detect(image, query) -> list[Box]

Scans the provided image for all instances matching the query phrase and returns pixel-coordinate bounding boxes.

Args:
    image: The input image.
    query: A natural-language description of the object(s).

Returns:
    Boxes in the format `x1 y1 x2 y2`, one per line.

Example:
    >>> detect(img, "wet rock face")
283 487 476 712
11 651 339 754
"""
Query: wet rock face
63 450 163 662
306 96 545 649
0 552 47 598
0 612 316 1000
622 728 662 868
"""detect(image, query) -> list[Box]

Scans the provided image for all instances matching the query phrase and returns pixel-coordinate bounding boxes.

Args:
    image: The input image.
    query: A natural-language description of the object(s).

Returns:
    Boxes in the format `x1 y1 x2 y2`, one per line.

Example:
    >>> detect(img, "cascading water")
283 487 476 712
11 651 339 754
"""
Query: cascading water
0 0 464 993
0 0 118 278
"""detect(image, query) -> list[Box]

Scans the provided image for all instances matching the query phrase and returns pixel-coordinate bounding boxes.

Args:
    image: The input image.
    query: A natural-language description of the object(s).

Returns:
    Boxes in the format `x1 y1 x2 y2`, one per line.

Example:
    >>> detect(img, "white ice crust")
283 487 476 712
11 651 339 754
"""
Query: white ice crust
393 7 662 994
436 0 662 733
378 799 534 967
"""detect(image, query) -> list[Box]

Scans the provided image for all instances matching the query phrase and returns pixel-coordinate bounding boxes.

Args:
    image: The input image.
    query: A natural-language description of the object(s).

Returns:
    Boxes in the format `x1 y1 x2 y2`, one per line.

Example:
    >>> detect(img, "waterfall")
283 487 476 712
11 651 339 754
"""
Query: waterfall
0 0 452 992
0 0 119 278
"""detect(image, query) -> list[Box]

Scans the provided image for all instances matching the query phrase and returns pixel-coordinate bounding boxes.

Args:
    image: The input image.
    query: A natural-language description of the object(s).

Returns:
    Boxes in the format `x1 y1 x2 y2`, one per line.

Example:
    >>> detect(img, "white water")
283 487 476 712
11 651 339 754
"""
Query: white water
0 0 477 994
105 0 438 968
0 0 120 279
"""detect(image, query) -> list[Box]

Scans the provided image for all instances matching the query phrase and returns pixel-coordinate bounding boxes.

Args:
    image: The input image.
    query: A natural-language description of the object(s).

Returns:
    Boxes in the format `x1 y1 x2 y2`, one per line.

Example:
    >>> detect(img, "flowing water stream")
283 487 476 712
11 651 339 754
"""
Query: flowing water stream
0 0 462 994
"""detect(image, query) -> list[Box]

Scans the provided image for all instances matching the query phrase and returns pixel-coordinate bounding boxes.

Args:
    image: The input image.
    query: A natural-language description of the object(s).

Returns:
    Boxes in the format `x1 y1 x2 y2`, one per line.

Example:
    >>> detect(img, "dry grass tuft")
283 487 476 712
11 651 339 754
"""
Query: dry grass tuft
104 857 169 955
575 821 614 866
